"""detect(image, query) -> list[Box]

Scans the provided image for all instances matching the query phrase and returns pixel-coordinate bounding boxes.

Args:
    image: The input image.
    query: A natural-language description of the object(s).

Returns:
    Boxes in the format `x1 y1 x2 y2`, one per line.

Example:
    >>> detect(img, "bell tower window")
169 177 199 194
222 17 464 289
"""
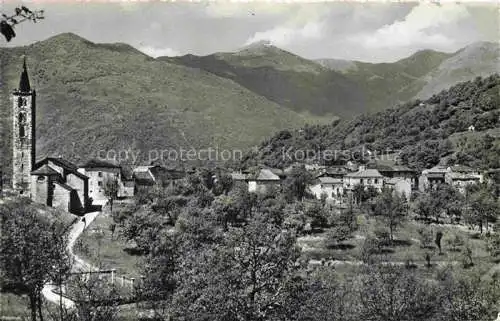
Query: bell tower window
18 112 26 124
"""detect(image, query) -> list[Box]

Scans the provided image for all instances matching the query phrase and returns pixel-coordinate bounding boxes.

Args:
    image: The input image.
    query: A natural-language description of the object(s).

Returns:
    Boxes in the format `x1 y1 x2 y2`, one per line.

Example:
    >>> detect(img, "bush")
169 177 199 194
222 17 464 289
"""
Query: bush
446 234 464 252
418 227 434 249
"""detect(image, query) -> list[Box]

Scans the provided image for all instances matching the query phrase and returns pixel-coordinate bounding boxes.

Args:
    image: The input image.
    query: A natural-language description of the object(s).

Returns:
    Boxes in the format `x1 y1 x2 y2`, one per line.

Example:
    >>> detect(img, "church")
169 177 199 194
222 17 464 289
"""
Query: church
11 58 90 214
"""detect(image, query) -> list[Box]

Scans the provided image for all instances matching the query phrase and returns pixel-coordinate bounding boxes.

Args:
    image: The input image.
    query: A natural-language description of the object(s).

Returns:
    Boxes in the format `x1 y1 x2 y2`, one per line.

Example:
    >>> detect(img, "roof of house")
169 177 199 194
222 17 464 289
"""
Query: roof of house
80 159 120 169
426 173 446 179
345 169 383 178
254 169 281 181
377 164 415 173
316 177 343 184
447 172 481 181
34 157 88 180
31 164 60 176
385 178 410 185
133 171 155 185
426 165 448 174
149 166 186 181
133 165 153 172
448 165 475 173
231 172 247 181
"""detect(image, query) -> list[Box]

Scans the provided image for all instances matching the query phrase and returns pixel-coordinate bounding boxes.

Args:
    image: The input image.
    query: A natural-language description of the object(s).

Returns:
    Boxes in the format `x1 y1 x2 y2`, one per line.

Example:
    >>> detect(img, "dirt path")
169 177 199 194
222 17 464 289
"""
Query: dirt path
41 210 101 309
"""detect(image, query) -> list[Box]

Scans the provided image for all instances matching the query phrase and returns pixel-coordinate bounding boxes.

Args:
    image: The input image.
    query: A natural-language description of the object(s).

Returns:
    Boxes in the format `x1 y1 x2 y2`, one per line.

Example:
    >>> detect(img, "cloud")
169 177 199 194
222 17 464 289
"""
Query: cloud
138 46 180 58
243 4 330 47
244 22 323 47
348 3 470 50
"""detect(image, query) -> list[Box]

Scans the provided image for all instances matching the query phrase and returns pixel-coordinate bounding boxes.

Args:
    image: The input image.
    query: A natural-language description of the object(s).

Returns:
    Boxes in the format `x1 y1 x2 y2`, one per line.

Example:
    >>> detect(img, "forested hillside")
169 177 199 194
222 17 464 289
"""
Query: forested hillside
243 74 500 170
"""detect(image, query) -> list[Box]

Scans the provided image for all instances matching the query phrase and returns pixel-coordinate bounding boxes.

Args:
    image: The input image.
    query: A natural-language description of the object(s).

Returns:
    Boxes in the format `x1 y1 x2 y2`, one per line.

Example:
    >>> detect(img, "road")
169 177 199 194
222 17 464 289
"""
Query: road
41 209 101 309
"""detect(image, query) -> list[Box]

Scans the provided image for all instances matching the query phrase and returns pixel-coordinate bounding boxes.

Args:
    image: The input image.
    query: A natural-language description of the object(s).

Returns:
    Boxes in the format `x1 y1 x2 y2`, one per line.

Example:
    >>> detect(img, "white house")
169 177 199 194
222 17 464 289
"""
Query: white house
309 177 344 203
343 166 384 192
248 169 281 193
384 178 412 199
78 159 127 202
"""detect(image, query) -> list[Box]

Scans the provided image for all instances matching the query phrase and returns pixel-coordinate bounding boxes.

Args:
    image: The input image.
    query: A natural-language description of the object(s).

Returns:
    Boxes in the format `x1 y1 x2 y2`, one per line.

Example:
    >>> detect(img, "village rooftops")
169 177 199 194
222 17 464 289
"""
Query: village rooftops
447 172 481 181
376 164 416 173
149 165 186 181
251 169 281 181
231 172 247 181
316 177 342 184
33 157 88 180
448 164 476 173
345 169 383 178
385 177 407 185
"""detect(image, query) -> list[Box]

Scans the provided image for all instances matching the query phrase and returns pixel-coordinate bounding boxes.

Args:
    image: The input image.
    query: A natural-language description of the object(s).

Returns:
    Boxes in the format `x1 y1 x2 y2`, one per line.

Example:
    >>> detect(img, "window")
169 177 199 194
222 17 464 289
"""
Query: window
18 97 27 107
19 125 25 138
98 172 103 177
37 176 45 182
374 179 379 184
367 179 372 184
98 181 103 187
18 112 26 124
360 179 364 184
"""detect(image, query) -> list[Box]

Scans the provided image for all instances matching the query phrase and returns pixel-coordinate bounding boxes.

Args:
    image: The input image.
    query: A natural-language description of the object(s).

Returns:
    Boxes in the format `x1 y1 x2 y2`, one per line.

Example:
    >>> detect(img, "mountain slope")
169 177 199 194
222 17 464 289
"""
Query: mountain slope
243 74 500 171
164 43 367 118
417 41 500 98
0 33 318 181
318 42 499 110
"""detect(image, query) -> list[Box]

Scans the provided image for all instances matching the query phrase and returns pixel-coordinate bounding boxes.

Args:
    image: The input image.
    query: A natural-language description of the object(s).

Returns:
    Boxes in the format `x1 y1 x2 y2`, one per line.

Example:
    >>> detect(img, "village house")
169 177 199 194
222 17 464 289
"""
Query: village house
309 176 344 203
316 165 349 179
420 164 482 193
343 166 384 192
149 165 186 187
230 172 248 189
375 164 418 189
132 165 156 188
444 165 483 194
384 178 412 199
78 159 130 202
419 165 448 191
248 168 281 193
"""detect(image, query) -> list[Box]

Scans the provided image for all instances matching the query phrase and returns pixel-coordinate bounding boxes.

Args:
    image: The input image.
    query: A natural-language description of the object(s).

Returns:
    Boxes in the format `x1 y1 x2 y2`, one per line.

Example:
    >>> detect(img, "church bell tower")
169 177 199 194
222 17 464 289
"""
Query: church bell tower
12 57 36 195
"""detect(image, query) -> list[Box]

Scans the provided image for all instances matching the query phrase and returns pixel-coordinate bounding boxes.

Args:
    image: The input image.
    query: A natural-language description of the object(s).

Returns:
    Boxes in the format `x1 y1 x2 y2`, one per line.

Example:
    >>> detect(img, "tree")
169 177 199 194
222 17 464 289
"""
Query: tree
169 213 302 321
357 265 441 321
0 200 70 321
467 184 498 233
103 176 119 213
372 189 406 243
324 224 352 249
1 6 44 42
284 165 313 201
487 233 500 262
435 230 444 254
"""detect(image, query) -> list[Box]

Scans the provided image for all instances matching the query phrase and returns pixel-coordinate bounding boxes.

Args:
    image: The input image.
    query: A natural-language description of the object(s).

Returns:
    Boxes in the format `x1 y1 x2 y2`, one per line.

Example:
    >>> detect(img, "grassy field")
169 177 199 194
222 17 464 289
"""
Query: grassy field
74 204 142 277
0 293 31 320
298 213 495 273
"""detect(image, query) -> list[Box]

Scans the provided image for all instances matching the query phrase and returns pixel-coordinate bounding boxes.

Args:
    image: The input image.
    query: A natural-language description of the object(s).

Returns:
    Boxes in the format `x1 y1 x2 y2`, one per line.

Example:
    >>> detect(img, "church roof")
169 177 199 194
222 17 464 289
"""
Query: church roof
34 157 88 180
31 164 60 176
19 57 31 93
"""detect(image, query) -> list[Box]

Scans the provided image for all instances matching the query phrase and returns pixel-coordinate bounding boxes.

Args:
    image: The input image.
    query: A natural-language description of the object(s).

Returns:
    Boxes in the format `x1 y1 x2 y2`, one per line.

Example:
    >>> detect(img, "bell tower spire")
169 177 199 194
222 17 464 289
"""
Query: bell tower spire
12 56 36 196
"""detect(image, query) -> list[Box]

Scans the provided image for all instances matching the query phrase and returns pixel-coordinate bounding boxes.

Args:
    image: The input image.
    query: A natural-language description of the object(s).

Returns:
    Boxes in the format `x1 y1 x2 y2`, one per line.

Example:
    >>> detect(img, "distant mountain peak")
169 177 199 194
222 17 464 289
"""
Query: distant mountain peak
236 40 284 56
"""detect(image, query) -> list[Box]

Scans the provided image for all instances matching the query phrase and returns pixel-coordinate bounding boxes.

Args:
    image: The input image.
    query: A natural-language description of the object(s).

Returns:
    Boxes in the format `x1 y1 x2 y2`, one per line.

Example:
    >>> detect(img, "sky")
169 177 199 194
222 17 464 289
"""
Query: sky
0 1 498 62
